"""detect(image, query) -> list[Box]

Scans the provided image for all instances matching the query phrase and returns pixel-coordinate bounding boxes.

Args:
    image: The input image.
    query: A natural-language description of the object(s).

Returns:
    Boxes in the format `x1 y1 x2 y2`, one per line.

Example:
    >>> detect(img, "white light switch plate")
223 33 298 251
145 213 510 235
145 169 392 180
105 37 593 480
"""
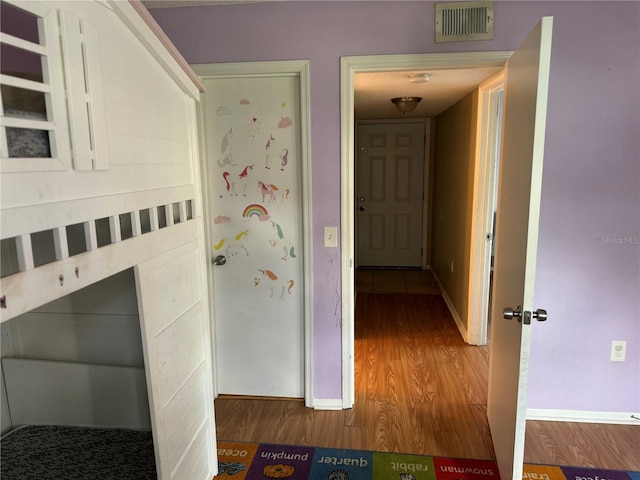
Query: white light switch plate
324 226 338 247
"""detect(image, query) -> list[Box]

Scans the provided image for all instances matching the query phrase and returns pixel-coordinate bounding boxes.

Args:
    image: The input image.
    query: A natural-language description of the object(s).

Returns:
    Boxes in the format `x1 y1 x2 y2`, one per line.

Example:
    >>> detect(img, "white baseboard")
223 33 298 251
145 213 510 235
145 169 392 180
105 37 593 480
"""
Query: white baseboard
527 408 640 425
429 269 468 341
313 398 343 410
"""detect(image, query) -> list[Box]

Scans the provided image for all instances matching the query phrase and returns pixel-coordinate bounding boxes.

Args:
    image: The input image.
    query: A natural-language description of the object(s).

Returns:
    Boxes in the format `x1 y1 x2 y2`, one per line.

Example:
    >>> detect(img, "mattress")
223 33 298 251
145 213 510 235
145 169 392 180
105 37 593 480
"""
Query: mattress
0 425 157 480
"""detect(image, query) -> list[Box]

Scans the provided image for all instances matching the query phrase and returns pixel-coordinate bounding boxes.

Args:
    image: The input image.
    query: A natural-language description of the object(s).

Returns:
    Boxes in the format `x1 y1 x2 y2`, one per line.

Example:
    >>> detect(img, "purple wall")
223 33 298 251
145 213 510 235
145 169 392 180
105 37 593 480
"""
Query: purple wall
151 1 640 411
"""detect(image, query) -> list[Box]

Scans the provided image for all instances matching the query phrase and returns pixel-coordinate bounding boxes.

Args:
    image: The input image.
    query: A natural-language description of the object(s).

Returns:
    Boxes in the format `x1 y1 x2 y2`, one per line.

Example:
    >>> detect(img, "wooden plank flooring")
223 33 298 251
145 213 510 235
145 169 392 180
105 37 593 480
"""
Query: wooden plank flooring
215 286 640 471
525 420 640 470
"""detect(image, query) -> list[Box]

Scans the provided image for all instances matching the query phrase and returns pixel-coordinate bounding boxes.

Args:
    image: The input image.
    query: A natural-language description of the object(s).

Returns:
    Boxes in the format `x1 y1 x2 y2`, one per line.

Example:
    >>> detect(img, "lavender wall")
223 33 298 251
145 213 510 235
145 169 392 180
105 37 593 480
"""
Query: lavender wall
151 1 640 411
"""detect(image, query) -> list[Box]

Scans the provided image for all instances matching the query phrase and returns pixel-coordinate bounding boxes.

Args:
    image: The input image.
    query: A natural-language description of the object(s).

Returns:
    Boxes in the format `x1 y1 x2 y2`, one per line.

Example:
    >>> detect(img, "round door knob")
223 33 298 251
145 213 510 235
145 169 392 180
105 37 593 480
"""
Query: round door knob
359 206 365 212
213 255 226 266
533 308 548 321
503 306 522 320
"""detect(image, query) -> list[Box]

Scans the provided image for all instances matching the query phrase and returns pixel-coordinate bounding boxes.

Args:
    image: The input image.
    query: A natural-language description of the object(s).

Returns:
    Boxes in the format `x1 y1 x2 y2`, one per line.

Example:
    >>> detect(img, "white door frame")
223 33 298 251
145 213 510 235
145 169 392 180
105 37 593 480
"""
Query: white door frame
340 52 512 407
193 61 314 407
468 72 505 346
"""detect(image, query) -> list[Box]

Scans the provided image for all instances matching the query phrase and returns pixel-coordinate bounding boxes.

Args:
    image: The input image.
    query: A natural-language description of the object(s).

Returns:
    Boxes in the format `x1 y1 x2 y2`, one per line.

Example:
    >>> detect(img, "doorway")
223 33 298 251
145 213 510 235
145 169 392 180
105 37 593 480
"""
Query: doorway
193 61 314 405
349 62 505 459
340 52 512 407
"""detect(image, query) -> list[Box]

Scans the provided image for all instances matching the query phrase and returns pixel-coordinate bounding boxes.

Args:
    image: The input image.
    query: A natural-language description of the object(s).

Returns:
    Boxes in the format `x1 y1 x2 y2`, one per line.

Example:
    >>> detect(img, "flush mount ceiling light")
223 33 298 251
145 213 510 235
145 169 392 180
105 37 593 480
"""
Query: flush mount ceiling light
409 73 431 84
391 96 422 115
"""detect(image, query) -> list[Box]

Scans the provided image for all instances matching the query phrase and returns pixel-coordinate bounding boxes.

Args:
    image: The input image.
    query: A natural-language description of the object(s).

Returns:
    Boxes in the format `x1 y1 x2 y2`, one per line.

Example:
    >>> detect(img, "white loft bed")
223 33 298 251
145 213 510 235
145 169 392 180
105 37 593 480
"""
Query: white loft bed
0 1 216 479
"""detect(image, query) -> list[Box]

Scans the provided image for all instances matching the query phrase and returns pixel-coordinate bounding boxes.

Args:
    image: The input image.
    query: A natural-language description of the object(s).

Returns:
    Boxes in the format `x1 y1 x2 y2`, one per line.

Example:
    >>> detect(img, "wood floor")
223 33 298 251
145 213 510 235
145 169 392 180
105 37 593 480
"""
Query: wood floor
355 267 441 295
215 281 640 471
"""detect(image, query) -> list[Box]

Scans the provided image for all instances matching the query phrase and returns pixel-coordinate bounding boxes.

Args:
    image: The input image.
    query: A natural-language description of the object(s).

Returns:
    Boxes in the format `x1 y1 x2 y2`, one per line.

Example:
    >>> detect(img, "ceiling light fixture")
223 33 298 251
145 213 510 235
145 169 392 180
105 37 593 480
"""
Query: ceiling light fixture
391 96 422 115
409 73 431 84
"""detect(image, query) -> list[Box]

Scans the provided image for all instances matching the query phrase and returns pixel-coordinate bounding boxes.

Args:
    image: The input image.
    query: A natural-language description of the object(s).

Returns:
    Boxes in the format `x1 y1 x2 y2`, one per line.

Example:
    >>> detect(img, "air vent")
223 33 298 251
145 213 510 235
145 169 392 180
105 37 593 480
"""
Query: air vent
435 1 494 43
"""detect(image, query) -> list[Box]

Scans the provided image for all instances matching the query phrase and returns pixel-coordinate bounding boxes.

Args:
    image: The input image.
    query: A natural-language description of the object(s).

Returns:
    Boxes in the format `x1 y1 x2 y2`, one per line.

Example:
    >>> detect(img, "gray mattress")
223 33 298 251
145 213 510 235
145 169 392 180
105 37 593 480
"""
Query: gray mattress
0 425 157 479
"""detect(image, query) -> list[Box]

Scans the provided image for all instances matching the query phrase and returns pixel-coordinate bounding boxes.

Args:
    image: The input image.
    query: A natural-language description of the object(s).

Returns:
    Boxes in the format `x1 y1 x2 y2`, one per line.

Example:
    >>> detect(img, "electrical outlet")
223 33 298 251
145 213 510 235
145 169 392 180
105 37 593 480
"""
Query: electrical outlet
610 340 626 362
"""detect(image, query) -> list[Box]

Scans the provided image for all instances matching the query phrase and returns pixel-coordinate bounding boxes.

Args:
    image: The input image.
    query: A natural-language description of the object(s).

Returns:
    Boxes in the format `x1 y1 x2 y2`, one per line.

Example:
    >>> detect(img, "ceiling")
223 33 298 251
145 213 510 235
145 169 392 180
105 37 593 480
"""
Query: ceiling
355 67 502 120
142 0 278 6
143 1 504 119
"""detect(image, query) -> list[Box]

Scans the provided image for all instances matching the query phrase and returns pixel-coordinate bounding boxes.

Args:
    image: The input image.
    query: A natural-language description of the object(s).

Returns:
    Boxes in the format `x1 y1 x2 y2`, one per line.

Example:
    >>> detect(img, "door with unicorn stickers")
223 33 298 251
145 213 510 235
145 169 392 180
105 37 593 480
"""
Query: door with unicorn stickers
199 64 309 398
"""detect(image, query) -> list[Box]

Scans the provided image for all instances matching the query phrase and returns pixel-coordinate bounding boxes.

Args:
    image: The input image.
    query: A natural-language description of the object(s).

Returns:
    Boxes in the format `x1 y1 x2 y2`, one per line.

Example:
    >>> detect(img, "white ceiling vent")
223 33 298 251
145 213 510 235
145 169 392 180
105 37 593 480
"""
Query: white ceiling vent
435 1 494 43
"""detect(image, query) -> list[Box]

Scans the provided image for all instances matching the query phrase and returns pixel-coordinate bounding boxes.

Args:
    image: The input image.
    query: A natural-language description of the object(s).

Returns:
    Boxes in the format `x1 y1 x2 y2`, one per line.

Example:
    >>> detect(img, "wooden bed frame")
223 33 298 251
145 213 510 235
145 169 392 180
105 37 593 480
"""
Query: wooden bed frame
0 1 217 478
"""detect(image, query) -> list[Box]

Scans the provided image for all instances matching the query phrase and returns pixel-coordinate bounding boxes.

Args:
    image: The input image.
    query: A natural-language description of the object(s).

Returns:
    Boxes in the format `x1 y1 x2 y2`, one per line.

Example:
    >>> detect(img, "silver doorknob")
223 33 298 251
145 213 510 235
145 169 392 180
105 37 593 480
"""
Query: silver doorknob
503 306 522 320
532 309 548 321
360 147 368 152
213 255 226 266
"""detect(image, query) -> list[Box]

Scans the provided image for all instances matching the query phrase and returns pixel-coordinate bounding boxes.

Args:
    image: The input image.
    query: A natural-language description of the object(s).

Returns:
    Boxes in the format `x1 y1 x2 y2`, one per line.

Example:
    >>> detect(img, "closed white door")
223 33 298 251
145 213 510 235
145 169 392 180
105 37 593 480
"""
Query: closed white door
135 241 216 480
202 71 305 398
487 17 553 479
357 123 425 267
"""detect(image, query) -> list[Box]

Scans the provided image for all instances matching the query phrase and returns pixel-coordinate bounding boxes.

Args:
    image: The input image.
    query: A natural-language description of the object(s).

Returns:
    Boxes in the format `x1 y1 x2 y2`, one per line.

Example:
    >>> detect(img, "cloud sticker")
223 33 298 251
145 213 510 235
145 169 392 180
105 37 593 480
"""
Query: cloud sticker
278 116 292 129
216 106 232 116
214 215 231 224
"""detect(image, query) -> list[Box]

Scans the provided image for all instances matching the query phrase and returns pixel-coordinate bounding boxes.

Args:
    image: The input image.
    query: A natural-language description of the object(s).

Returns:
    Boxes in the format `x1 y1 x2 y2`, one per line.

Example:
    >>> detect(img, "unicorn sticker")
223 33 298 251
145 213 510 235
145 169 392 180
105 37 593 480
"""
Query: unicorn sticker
264 134 290 171
253 269 294 300
258 181 278 203
223 165 255 196
269 221 297 261
217 128 235 167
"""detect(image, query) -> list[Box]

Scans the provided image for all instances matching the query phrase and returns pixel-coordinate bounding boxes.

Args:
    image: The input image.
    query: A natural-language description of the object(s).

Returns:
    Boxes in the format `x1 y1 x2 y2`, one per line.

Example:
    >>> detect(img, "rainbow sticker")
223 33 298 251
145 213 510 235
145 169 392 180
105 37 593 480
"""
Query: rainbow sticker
243 204 269 220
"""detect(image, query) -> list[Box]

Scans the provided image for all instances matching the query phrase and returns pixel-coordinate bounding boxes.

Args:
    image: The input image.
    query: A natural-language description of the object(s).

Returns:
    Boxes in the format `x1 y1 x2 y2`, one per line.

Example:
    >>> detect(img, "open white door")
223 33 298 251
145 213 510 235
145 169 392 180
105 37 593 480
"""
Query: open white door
135 241 217 480
487 17 553 479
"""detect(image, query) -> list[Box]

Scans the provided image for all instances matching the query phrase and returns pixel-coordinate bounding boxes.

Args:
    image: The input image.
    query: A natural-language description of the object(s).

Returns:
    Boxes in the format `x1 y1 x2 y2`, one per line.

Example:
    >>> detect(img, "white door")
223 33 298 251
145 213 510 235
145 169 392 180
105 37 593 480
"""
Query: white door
357 123 425 267
202 71 305 398
135 241 217 480
487 17 553 479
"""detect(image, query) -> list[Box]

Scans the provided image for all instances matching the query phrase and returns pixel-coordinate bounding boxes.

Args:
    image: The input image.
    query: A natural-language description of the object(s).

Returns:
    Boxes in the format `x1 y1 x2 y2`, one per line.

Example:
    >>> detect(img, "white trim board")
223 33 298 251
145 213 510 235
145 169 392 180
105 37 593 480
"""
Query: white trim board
527 409 640 425
467 71 504 346
313 398 343 411
430 268 468 341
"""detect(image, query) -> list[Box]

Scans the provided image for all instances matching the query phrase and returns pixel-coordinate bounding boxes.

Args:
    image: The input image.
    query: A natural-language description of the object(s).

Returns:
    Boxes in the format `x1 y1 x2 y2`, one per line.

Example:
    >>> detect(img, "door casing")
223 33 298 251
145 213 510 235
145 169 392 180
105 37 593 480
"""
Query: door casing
468 72 505 346
340 52 513 407
193 60 314 407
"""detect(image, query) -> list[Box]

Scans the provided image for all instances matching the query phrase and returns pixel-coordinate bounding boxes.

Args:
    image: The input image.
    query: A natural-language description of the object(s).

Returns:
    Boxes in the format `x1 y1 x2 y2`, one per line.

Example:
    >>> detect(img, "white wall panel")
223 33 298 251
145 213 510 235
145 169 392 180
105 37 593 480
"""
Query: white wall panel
105 103 187 141
136 241 215 480
2 357 150 429
153 307 205 408
1 0 194 211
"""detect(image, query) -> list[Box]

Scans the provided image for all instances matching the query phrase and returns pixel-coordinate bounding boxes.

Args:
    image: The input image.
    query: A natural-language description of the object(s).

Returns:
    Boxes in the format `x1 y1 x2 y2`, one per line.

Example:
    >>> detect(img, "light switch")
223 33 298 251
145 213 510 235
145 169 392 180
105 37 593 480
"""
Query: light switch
324 226 338 247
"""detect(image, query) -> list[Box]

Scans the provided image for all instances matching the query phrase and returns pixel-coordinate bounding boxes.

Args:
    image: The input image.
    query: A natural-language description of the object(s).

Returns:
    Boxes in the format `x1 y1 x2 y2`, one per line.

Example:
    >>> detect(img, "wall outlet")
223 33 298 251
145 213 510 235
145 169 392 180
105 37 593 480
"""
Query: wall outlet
610 340 626 362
